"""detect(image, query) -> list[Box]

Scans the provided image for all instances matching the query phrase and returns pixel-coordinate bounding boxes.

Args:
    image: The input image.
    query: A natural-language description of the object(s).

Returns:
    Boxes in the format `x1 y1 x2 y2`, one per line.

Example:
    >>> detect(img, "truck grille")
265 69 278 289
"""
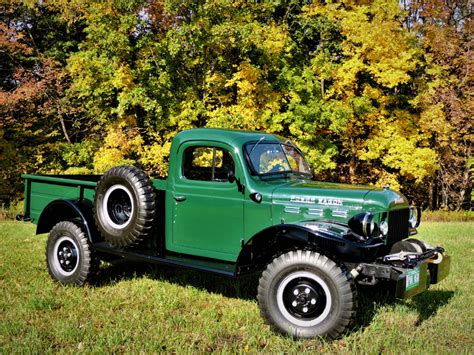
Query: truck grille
387 208 410 244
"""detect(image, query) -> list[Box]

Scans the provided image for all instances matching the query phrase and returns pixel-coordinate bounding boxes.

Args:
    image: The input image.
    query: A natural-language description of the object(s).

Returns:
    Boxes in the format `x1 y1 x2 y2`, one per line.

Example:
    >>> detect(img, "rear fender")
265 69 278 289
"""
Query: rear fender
36 199 100 243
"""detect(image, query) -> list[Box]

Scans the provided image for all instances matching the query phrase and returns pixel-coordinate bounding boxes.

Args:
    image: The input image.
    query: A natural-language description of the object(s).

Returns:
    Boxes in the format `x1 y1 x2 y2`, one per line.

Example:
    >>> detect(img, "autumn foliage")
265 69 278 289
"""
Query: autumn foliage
0 0 471 210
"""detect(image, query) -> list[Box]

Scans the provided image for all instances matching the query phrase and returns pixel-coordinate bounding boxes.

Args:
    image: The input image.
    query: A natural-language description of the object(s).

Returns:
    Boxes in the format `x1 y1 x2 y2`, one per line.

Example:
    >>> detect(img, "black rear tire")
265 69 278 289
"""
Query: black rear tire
94 166 156 247
46 221 98 285
257 250 357 339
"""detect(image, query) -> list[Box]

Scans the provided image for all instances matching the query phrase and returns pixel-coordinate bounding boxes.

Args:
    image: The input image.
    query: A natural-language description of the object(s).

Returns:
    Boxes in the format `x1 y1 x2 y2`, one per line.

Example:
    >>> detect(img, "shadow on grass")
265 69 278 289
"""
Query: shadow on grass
92 261 454 331
352 283 454 331
92 260 260 301
411 290 454 325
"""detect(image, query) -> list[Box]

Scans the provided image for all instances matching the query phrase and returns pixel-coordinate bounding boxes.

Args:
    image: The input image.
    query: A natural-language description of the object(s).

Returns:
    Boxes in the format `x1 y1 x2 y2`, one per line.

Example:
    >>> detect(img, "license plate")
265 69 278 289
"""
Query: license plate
406 267 420 290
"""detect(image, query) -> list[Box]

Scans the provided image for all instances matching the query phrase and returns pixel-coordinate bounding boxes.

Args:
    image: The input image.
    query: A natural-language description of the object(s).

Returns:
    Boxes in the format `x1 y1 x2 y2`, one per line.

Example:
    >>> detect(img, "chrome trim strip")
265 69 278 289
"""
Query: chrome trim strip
307 208 324 217
332 210 348 218
284 206 300 214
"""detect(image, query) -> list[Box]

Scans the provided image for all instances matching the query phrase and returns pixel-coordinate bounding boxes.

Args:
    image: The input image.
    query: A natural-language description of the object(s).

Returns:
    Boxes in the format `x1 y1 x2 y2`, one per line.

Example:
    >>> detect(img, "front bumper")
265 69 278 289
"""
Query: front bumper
352 253 451 299
395 254 451 299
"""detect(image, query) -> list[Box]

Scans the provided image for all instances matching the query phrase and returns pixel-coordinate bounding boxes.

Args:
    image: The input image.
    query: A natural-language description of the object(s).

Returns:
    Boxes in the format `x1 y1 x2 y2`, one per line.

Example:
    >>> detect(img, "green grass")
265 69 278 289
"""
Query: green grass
422 210 474 222
1 221 473 353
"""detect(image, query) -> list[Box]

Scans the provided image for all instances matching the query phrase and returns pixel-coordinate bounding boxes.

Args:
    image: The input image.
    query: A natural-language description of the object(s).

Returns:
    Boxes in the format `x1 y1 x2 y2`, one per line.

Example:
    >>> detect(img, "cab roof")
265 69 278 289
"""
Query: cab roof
173 128 283 147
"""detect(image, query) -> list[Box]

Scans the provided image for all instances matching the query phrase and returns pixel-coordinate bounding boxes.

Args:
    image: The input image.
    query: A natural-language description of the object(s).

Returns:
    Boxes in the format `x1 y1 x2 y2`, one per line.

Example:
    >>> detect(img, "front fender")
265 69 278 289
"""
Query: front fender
236 222 384 272
36 199 100 243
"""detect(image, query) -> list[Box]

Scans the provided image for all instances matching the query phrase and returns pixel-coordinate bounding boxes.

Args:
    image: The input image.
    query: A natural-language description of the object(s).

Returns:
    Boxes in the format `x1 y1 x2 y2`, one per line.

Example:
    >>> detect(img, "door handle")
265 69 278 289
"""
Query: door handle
174 195 186 202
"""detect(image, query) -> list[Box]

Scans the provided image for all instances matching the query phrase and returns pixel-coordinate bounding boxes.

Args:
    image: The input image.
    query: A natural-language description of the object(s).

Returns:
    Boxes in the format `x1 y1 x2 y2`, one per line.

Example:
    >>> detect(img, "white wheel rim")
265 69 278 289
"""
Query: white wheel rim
102 184 135 229
276 271 332 327
53 236 80 276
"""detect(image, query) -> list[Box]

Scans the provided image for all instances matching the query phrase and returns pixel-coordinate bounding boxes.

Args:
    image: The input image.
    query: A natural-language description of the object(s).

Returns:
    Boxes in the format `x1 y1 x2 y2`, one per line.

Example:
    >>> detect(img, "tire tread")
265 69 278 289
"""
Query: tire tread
93 165 156 247
257 249 357 339
46 221 98 286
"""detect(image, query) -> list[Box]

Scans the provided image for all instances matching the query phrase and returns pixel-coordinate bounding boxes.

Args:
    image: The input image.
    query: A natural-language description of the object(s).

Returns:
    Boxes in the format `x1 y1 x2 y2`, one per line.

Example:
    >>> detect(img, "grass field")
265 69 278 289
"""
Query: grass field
1 221 473 353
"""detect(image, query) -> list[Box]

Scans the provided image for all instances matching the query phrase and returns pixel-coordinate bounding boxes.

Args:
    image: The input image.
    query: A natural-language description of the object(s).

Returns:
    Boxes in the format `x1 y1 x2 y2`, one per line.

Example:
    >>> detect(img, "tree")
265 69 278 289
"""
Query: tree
406 0 472 210
1 0 470 210
0 3 85 203
303 0 438 196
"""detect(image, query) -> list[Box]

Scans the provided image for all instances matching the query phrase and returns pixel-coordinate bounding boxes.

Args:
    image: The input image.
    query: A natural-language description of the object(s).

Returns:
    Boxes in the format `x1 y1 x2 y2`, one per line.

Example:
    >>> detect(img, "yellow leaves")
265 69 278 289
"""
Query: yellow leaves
204 72 231 106
331 56 365 96
112 65 135 91
63 166 93 175
419 103 450 141
367 47 418 88
93 121 143 173
139 140 171 177
373 169 401 191
360 119 438 183
93 121 173 177
301 0 438 186
361 84 383 102
310 0 421 96
226 61 262 102
250 22 289 58
303 144 338 173
169 100 205 131
210 61 282 131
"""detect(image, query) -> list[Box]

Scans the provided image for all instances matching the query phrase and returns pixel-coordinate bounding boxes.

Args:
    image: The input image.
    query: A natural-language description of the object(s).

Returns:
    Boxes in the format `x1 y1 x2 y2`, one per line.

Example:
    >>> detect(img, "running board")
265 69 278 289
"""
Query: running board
92 242 236 277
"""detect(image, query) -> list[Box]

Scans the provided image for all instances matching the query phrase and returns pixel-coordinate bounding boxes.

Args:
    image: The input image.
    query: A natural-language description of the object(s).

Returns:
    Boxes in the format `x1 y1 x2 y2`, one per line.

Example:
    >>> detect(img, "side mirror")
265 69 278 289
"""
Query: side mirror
227 170 236 183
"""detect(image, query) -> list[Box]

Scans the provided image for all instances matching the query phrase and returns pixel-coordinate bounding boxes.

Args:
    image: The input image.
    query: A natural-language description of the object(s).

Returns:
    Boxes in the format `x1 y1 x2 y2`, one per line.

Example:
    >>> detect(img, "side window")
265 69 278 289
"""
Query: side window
183 146 235 182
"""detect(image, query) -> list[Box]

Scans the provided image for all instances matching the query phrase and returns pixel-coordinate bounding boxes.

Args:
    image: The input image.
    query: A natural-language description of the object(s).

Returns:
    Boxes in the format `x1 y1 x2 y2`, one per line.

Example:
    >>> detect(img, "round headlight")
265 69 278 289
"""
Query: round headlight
409 207 420 228
362 213 375 236
348 212 378 239
380 220 389 236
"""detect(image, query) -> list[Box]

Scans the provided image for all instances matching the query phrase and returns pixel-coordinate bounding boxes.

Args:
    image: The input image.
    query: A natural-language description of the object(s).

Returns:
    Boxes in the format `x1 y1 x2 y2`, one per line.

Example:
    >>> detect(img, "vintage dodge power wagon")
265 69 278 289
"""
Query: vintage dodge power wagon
19 128 450 339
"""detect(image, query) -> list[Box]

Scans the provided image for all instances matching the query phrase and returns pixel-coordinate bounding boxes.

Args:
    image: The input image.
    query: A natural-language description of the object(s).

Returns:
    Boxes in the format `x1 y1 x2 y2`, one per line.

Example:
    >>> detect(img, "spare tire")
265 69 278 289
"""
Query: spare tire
93 166 156 247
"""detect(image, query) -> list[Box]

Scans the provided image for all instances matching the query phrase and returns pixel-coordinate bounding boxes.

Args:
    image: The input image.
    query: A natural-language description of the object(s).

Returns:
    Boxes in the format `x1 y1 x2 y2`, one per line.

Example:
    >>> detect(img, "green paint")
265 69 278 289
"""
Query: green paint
21 175 98 223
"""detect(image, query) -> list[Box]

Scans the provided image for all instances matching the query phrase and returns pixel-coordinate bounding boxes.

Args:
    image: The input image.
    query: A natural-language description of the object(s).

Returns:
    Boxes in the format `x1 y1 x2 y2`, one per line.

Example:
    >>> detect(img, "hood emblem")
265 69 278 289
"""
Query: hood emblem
290 196 343 206
290 196 316 204
318 198 343 206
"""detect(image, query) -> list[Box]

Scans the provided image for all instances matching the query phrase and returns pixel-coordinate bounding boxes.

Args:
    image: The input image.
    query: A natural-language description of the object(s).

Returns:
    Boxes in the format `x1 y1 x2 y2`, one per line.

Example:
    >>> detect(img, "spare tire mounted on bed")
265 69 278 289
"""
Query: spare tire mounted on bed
93 166 156 247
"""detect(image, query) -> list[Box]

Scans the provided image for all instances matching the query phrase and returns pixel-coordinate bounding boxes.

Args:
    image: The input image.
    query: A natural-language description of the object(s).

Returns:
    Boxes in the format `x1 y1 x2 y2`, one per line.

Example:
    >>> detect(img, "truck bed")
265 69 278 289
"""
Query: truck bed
21 174 166 223
22 174 101 223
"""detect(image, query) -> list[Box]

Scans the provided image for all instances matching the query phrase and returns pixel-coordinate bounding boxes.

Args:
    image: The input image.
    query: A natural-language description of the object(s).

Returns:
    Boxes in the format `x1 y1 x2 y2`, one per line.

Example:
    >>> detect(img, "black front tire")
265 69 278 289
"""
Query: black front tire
257 250 357 339
46 221 98 285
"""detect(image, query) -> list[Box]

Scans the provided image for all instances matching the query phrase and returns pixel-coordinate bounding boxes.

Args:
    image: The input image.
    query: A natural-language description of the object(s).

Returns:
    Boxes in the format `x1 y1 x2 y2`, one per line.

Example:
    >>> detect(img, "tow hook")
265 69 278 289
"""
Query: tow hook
428 252 443 264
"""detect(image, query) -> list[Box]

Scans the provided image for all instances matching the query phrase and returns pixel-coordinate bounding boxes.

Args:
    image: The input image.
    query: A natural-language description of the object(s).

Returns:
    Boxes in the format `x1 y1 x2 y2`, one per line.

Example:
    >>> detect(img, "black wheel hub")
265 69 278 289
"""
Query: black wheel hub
107 189 132 225
283 279 326 319
57 240 78 272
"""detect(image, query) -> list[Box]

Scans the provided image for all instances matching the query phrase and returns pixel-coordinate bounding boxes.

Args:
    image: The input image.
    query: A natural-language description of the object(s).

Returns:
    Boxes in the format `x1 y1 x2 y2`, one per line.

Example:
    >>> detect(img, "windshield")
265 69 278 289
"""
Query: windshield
245 142 312 176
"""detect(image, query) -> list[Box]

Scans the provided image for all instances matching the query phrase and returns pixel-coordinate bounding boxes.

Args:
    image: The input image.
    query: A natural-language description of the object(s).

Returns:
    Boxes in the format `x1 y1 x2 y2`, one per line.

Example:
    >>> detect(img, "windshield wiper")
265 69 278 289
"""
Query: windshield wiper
288 171 312 178
260 170 311 180
248 136 266 157
260 171 291 180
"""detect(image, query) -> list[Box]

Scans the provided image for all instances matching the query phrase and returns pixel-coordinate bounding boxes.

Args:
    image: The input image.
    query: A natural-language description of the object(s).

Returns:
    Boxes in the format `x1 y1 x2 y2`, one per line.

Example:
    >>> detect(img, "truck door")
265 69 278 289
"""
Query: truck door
170 142 244 261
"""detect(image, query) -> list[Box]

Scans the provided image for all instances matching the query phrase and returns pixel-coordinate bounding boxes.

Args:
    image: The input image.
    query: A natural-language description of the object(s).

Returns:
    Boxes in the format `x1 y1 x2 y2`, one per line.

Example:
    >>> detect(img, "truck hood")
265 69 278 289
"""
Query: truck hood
271 180 408 223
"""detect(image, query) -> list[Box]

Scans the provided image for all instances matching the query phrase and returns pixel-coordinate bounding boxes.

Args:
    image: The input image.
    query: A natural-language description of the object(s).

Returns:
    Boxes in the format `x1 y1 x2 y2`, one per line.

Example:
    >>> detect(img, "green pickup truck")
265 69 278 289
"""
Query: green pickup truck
19 128 450 339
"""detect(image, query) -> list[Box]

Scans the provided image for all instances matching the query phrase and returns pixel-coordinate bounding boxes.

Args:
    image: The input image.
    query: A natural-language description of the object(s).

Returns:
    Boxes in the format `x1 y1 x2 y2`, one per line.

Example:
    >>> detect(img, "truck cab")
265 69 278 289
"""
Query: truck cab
20 128 450 340
160 129 414 266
